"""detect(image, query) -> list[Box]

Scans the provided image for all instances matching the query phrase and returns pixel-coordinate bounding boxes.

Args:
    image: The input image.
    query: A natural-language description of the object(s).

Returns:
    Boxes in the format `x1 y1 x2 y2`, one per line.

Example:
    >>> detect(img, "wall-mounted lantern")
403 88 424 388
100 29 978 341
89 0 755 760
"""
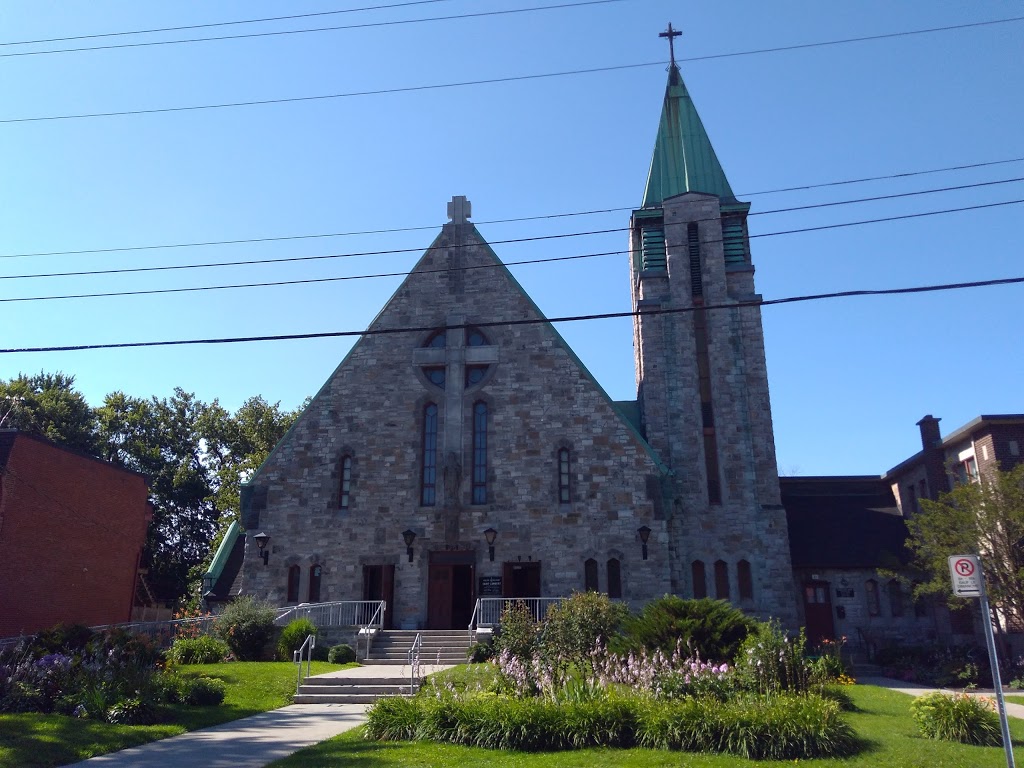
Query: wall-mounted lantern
402 529 417 563
637 526 652 560
253 532 271 566
484 528 498 561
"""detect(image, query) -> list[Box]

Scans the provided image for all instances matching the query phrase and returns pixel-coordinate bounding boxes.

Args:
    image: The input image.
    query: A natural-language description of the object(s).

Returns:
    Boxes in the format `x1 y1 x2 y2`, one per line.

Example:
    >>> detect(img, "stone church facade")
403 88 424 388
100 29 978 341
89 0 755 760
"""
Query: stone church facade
238 61 799 630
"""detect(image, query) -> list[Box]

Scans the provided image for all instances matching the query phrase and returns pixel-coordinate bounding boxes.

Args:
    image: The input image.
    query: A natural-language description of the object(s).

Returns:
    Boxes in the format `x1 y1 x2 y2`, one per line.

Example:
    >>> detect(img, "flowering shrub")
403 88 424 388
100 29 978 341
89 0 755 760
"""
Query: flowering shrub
910 691 1001 745
733 621 811 696
214 596 277 661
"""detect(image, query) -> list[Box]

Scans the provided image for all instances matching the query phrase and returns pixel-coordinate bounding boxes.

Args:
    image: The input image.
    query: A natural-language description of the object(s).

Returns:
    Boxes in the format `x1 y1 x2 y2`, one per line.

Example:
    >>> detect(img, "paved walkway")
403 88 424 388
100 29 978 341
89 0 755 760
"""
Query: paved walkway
67 670 1018 767
68 663 452 768
860 675 1024 719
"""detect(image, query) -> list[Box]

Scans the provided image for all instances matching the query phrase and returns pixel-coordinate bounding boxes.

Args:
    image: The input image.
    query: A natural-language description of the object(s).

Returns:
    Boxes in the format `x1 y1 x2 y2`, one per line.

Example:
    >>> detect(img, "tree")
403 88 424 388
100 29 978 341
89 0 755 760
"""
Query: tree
0 372 98 455
905 464 1024 633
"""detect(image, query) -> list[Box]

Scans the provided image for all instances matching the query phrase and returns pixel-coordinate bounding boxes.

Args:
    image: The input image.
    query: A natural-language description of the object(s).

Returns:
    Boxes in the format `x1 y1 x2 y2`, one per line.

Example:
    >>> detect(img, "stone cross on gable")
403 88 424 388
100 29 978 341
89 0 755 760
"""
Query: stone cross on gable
411 313 499 507
447 195 472 224
660 22 681 67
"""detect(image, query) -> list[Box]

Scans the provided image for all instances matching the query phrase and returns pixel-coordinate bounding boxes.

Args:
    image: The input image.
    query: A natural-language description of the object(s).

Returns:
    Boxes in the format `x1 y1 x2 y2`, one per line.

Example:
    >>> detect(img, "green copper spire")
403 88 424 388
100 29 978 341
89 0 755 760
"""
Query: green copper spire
641 63 736 207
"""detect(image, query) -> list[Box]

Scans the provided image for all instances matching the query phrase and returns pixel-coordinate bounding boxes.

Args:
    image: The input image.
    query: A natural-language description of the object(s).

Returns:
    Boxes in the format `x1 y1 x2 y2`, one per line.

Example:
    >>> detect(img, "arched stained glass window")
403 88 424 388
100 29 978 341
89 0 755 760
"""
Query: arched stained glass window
584 558 599 592
737 559 753 600
691 560 707 599
308 565 322 603
607 558 622 599
287 565 300 603
714 560 730 600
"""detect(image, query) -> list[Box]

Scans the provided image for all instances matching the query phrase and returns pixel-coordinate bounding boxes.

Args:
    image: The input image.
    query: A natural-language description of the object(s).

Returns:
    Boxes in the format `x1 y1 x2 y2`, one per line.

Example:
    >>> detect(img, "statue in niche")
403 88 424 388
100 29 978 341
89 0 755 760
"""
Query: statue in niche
442 451 462 507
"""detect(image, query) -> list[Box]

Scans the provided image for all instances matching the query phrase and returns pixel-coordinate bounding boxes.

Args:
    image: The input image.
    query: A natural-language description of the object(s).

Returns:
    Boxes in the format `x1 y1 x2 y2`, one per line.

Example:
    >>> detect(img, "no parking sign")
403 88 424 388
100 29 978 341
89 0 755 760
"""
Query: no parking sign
948 554 983 597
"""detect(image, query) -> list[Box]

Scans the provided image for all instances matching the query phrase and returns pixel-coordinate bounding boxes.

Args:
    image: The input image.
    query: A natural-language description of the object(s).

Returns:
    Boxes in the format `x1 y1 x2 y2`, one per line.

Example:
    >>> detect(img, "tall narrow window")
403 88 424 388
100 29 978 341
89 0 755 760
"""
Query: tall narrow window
607 558 622 599
308 565 322 603
888 579 904 617
558 448 571 503
737 559 753 600
339 455 353 510
421 404 438 506
865 579 880 616
691 560 707 599
714 560 730 600
472 401 488 504
584 558 599 592
287 565 300 603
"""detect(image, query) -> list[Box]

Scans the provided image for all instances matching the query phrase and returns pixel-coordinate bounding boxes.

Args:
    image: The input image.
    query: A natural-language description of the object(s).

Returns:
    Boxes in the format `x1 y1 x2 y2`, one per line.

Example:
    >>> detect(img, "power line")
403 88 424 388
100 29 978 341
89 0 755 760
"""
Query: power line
3 156 1022 261
3 274 1021 354
4 16 1022 122
0 0 453 46
5 198 1023 303
0 0 629 59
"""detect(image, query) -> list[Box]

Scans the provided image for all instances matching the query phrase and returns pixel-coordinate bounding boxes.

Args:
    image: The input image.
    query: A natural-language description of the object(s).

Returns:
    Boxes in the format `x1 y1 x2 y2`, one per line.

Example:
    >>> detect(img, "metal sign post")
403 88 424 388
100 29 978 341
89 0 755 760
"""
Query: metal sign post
948 555 1016 768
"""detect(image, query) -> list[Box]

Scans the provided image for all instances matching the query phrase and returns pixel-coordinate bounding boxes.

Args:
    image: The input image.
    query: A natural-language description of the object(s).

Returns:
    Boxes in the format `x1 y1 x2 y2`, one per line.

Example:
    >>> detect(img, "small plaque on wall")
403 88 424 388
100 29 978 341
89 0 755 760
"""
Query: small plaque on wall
479 576 502 596
835 588 855 599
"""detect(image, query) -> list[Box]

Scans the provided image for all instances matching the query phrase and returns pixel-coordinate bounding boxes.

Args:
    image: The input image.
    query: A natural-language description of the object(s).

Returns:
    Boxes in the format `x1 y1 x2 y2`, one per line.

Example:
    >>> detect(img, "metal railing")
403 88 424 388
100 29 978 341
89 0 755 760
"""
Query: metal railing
407 632 422 695
467 597 565 642
294 634 316 694
274 600 386 629
361 600 386 659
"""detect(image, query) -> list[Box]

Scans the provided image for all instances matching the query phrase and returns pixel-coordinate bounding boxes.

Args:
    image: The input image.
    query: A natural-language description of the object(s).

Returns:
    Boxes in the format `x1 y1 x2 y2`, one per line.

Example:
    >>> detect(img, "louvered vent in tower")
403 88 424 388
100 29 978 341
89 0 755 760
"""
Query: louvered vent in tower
687 223 702 297
722 220 747 265
640 228 667 271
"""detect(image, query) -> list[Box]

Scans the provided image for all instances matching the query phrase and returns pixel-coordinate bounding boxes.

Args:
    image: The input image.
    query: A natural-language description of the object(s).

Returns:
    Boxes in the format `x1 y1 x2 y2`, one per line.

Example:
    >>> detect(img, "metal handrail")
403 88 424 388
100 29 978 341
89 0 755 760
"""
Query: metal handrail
274 600 386 628
467 596 566 642
407 632 422 695
294 633 316 695
361 601 385 660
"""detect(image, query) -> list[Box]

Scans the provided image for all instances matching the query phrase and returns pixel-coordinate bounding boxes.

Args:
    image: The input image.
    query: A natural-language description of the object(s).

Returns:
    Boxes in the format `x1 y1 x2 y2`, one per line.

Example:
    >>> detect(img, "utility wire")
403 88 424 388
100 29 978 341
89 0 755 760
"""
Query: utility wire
5 198 1023 303
3 156 1022 261
1 174 1021 281
0 0 453 46
3 16 1022 121
0 0 630 59
3 274 1021 354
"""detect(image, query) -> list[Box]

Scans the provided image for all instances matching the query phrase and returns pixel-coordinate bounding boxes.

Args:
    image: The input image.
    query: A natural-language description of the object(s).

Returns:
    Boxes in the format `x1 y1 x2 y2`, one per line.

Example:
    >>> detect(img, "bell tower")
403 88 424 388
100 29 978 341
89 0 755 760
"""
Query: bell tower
631 28 796 623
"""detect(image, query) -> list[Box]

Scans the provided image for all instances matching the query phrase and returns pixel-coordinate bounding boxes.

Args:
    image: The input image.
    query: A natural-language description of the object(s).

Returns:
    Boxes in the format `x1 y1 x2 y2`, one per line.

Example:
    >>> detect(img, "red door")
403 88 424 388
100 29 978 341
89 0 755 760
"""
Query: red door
803 580 835 647
428 565 453 629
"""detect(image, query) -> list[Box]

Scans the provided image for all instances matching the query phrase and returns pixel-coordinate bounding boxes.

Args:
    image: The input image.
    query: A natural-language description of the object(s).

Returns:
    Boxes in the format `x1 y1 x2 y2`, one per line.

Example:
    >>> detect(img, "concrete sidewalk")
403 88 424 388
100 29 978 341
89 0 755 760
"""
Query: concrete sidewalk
67 663 450 768
860 675 1024 719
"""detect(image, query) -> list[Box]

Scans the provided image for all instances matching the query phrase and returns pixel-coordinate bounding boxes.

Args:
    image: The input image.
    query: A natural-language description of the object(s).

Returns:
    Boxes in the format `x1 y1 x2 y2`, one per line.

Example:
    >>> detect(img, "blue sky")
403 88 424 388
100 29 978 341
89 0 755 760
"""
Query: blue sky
1 1 1022 476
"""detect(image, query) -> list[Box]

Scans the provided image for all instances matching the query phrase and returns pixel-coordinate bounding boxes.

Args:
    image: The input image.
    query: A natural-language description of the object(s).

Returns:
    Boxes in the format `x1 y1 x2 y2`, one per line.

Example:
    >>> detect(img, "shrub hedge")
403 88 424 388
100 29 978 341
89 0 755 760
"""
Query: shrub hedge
910 691 1001 746
612 596 756 662
214 596 277 661
168 635 229 665
277 618 318 661
328 644 357 664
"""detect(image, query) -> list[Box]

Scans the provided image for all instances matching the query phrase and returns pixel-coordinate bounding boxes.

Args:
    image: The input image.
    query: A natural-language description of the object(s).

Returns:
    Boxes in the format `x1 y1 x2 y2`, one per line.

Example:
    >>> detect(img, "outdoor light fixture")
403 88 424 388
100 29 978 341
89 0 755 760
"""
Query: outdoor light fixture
253 532 271 566
484 528 498 561
402 529 417 563
638 526 652 560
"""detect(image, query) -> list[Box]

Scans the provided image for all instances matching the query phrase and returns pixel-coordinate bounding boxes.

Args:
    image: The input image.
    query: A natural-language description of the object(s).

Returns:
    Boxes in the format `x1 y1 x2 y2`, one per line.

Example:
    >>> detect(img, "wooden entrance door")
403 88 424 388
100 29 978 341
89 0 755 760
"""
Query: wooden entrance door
503 562 541 598
803 580 835 646
362 564 395 629
427 551 476 629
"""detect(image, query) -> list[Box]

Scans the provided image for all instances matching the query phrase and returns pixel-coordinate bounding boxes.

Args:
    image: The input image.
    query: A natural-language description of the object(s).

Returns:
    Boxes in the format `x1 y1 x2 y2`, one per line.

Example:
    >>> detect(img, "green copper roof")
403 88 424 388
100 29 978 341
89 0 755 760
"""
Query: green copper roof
642 64 735 207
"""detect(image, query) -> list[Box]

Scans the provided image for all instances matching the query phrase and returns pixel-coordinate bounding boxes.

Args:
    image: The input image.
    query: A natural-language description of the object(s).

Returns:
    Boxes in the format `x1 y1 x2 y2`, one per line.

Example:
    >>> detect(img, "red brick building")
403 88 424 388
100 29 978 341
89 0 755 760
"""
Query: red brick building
0 429 151 638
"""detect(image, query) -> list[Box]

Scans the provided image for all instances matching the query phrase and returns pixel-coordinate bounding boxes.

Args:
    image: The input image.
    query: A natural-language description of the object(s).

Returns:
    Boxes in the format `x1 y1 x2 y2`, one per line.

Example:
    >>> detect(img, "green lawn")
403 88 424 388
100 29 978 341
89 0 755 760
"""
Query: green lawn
269 685 1024 768
0 661 355 768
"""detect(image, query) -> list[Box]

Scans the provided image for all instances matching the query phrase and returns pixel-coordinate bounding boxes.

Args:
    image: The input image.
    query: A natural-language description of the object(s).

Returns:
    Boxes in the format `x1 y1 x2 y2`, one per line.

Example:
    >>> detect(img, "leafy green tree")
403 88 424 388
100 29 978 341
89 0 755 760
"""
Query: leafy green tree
906 464 1024 633
0 372 97 455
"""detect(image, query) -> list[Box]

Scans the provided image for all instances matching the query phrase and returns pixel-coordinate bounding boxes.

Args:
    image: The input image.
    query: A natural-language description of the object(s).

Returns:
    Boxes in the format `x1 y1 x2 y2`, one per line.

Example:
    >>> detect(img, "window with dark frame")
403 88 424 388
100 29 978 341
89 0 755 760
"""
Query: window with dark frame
607 558 622 598
339 455 353 510
584 558 599 592
308 564 322 602
421 403 438 506
558 447 571 503
888 579 904 617
865 579 880 616
287 565 300 603
714 559 730 600
737 559 753 600
472 401 488 504
692 560 707 599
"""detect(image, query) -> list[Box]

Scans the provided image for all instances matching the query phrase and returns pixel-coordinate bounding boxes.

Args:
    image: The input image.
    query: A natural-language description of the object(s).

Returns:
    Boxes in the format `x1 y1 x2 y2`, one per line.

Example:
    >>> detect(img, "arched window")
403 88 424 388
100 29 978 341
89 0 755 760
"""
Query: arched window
421 403 438 506
888 579 904 617
557 448 571 503
338 454 353 510
865 579 880 616
691 560 707 599
287 565 300 603
308 564 322 603
607 558 622 599
714 560 730 600
584 558 599 592
737 559 753 600
472 402 488 504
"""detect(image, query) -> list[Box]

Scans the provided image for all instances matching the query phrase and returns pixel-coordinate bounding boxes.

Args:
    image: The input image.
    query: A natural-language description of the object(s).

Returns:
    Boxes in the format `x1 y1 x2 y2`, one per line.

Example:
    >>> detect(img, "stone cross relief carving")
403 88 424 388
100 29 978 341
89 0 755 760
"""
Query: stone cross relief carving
447 195 471 224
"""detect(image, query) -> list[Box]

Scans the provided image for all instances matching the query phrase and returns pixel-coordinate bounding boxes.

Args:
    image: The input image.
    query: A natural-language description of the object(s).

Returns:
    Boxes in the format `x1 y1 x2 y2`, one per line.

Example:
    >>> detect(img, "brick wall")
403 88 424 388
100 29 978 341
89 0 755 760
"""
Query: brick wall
0 434 150 638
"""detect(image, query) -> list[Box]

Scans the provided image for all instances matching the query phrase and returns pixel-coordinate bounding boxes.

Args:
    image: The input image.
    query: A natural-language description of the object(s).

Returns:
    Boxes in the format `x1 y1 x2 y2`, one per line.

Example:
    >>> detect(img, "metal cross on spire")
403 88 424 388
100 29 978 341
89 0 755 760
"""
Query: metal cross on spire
659 22 681 67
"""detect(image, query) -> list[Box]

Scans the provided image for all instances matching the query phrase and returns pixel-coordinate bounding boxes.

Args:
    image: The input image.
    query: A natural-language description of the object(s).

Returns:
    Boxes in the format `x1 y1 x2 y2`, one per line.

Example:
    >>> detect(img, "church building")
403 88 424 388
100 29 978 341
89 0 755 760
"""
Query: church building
238 53 799 629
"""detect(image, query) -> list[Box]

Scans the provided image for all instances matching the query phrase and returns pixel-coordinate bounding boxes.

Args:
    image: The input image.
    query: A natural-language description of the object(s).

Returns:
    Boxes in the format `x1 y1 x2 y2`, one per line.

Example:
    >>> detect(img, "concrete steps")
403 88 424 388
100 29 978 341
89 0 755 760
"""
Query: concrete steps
293 676 419 704
366 629 472 666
